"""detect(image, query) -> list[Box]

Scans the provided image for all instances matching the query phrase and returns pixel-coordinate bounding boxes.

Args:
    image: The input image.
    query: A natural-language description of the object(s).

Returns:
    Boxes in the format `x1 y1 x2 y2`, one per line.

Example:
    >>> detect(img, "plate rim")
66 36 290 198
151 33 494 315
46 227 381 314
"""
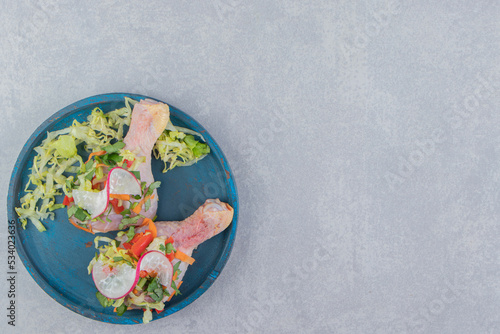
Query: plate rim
7 92 238 324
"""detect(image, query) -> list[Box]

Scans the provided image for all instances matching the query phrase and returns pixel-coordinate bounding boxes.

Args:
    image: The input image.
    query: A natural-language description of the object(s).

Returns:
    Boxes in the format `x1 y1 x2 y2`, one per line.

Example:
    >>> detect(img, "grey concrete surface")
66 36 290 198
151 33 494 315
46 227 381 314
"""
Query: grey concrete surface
1 1 499 333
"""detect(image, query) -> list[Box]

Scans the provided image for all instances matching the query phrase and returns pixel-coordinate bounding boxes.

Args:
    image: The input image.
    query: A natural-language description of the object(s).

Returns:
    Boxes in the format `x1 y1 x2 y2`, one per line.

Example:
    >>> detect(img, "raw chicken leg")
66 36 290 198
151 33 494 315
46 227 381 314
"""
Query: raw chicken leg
89 99 169 232
136 199 234 297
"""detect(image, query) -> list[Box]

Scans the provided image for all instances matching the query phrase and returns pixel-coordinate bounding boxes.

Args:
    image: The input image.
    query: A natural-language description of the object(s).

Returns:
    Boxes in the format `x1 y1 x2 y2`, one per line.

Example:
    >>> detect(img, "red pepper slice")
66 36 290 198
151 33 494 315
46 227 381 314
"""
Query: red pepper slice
130 232 144 244
124 159 134 168
130 234 154 258
122 242 132 250
63 196 74 206
109 198 124 214
164 236 175 261
166 252 175 262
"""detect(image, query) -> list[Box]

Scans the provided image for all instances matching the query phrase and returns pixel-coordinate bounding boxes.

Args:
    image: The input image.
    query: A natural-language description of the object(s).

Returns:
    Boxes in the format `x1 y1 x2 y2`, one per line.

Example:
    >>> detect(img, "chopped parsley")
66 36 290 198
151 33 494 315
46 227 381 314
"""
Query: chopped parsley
146 277 165 302
103 141 125 154
116 303 127 316
173 261 181 276
74 207 90 221
96 292 114 308
126 226 135 242
145 181 161 197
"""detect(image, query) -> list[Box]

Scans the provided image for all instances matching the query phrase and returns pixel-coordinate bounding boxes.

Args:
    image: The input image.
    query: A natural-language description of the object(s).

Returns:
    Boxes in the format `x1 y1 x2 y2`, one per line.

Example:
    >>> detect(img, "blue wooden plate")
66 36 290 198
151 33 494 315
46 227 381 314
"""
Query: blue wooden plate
7 93 238 324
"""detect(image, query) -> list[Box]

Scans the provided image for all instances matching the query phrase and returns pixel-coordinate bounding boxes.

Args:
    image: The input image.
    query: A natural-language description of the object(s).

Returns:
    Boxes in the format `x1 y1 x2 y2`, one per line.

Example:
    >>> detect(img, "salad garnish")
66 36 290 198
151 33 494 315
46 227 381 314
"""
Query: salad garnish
88 226 189 323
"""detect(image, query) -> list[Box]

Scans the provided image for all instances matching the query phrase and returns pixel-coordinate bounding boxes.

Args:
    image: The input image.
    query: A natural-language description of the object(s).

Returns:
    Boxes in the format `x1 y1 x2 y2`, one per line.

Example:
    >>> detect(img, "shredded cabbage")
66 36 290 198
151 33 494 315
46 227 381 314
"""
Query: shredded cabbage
87 236 136 274
15 100 135 232
112 298 125 308
50 135 77 158
146 236 167 252
153 125 210 172
143 308 153 324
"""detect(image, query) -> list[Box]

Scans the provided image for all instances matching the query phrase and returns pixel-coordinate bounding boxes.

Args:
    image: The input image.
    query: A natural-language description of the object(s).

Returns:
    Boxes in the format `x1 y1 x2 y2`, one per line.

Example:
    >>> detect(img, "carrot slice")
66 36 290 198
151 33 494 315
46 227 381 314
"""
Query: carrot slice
174 250 195 265
132 195 150 214
109 194 130 201
145 218 157 239
138 218 149 227
68 218 95 234
85 150 107 164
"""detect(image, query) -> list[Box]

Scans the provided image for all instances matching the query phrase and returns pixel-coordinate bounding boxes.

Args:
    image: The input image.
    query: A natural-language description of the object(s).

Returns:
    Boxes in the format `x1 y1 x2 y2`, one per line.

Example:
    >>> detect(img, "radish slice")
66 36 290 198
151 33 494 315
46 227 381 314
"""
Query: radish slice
71 167 141 219
138 251 173 287
72 189 108 219
92 260 139 299
108 167 141 195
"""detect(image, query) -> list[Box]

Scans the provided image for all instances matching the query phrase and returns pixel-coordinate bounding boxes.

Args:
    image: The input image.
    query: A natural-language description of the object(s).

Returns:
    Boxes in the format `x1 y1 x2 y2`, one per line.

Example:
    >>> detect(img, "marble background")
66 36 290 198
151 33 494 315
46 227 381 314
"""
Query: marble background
0 1 499 333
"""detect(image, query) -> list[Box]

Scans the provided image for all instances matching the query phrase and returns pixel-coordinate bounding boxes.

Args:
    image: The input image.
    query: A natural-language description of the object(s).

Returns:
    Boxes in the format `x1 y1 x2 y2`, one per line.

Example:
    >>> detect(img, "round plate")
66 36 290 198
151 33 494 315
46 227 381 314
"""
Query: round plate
7 93 238 324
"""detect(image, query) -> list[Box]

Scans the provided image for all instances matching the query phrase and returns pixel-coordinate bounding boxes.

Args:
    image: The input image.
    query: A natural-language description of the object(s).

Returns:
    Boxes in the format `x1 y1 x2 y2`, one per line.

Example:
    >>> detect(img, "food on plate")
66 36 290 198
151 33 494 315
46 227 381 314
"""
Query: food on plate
88 199 234 323
15 97 210 232
13 94 235 324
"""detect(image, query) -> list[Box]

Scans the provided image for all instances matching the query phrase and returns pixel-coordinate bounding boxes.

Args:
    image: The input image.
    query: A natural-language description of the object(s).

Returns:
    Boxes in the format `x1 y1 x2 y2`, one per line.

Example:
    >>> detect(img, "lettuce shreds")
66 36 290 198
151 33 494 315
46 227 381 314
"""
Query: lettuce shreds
87 236 136 274
15 99 137 232
153 125 210 172
143 308 153 324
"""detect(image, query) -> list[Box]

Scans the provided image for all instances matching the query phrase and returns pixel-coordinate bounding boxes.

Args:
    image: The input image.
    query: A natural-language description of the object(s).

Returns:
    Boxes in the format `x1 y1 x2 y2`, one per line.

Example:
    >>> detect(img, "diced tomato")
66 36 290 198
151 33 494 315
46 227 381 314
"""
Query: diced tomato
165 236 174 245
124 159 134 168
109 198 124 214
139 270 148 278
63 196 74 206
122 242 132 250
